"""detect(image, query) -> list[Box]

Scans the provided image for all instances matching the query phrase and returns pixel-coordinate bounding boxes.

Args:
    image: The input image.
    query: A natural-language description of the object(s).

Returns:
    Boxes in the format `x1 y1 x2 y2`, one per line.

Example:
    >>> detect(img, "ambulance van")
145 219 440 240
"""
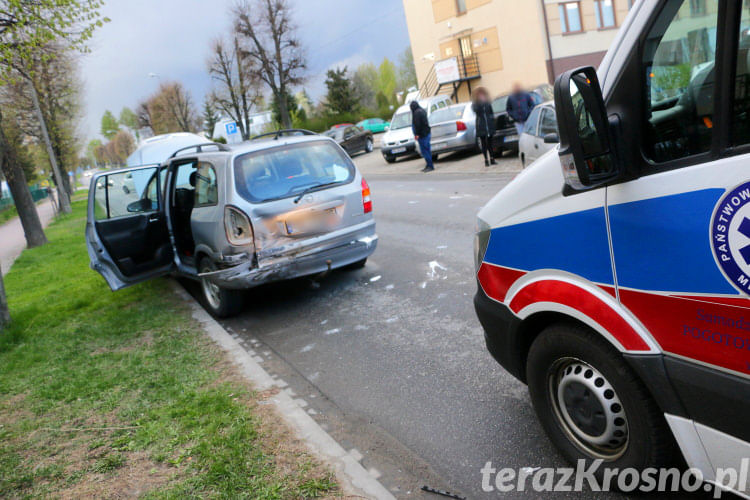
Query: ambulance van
474 0 749 495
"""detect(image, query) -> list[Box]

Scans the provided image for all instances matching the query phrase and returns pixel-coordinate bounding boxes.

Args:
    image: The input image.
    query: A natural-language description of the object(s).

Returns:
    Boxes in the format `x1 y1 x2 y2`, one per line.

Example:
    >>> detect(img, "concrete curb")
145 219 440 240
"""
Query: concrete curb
170 281 396 500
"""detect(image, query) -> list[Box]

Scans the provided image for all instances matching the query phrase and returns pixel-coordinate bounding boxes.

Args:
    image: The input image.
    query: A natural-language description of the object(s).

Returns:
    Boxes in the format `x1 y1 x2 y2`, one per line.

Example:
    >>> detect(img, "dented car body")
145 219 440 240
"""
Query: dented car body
86 133 377 317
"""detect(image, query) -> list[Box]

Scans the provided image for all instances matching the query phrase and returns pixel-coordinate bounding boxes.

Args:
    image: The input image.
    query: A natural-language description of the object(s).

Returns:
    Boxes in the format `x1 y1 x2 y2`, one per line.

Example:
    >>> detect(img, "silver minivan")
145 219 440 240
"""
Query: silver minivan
86 132 378 317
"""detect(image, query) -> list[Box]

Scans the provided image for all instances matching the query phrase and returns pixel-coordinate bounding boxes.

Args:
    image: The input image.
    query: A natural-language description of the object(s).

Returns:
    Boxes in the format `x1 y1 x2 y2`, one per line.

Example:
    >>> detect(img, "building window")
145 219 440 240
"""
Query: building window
690 0 706 15
559 2 583 34
595 0 616 29
456 0 467 14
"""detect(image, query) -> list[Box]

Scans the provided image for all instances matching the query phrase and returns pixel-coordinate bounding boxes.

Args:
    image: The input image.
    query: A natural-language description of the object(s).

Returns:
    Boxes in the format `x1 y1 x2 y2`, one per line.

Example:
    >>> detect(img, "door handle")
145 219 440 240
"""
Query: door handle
148 215 160 223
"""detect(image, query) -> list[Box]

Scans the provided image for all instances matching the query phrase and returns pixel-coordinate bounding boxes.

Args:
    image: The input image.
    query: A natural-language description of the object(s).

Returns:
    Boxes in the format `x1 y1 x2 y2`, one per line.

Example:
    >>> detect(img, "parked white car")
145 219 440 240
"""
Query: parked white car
518 101 557 168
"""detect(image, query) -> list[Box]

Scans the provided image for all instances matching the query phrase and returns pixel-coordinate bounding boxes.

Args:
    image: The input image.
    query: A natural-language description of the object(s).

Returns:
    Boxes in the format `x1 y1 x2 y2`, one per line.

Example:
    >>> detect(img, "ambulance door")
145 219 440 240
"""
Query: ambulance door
605 0 750 482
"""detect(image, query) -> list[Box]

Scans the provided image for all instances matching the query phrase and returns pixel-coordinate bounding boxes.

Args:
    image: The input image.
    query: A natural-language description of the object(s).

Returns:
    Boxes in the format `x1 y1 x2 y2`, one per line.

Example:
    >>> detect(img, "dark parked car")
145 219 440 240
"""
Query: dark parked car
489 84 553 156
324 125 374 156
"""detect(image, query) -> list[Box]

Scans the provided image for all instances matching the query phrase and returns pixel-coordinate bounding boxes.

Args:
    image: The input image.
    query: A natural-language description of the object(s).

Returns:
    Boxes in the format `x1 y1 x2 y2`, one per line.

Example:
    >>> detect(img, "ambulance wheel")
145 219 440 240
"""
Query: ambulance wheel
199 258 243 318
527 323 675 474
344 258 367 270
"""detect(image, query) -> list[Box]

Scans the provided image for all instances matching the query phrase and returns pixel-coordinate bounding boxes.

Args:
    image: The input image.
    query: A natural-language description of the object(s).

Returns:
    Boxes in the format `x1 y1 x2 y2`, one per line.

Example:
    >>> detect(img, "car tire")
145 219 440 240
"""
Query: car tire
384 156 396 164
345 258 367 270
365 138 374 153
432 153 439 162
521 153 525 168
527 323 676 481
199 257 244 318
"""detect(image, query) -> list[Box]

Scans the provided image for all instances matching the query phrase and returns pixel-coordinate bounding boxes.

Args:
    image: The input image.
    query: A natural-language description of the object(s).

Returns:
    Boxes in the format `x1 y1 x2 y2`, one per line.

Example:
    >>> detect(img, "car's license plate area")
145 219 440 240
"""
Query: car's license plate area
392 147 407 154
285 207 340 235
505 135 519 142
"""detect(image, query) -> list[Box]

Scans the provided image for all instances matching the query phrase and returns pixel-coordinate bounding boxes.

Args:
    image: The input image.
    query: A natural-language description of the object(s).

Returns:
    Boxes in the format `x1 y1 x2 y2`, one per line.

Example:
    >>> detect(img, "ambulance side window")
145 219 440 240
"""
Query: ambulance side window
642 0 718 164
732 1 750 145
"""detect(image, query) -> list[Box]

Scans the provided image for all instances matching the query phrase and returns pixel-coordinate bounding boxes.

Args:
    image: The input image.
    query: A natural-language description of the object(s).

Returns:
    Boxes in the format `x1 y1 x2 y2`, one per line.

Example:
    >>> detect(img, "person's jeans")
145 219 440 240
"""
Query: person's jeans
514 122 525 135
417 134 434 170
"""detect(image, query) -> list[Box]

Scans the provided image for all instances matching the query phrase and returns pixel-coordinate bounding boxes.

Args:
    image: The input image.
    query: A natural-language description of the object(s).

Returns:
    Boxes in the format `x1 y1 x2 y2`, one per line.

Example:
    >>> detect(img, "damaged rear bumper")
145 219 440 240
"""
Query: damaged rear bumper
198 229 378 290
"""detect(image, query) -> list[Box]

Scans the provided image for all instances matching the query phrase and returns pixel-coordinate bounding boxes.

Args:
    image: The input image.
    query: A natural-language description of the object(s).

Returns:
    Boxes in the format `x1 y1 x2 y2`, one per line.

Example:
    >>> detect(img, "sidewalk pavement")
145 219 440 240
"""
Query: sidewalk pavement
0 198 57 275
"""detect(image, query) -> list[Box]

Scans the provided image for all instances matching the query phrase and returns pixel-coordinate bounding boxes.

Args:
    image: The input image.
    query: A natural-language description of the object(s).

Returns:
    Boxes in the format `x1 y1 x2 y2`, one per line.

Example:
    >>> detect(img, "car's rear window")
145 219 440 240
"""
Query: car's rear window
234 140 355 203
430 105 466 124
492 96 509 114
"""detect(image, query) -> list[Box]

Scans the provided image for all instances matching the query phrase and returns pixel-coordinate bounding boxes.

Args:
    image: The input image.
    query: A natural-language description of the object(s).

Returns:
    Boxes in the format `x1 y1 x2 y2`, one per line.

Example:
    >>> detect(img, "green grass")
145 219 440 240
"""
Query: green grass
0 205 18 225
0 201 338 498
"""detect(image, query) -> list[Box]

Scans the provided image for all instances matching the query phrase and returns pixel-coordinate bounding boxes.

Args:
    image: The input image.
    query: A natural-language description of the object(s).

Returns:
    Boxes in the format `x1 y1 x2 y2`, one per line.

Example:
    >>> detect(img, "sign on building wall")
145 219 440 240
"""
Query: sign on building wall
435 57 460 84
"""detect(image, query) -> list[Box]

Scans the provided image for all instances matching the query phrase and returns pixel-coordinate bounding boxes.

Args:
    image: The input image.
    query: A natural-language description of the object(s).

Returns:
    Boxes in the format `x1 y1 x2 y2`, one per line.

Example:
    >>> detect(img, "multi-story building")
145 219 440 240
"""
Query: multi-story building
403 0 650 101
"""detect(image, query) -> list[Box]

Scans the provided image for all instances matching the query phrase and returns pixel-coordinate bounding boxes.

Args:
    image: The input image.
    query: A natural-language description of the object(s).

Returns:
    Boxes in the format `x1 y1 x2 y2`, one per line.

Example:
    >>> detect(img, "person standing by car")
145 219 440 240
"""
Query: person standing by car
506 82 536 135
472 87 497 167
410 100 433 173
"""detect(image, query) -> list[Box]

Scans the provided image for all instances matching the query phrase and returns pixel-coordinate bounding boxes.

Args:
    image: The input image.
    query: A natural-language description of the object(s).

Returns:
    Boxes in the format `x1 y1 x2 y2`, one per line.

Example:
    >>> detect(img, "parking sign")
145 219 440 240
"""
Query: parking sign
225 122 237 135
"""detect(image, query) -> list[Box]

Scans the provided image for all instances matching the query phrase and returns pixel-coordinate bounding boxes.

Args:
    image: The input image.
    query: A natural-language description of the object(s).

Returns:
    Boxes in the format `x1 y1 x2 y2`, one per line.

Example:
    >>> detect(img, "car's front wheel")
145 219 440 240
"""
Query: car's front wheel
199 258 244 318
365 138 374 153
527 323 676 478
384 155 396 164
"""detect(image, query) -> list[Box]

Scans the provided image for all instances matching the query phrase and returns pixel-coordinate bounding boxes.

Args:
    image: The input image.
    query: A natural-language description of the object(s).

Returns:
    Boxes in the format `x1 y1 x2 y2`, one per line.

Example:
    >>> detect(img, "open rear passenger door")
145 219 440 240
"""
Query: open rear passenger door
85 165 174 290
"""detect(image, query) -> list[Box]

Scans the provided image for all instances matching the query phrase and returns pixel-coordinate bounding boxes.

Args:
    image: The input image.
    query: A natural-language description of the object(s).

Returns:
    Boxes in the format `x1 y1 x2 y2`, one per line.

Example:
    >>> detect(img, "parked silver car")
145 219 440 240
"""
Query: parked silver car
427 102 477 159
86 132 378 317
518 101 558 168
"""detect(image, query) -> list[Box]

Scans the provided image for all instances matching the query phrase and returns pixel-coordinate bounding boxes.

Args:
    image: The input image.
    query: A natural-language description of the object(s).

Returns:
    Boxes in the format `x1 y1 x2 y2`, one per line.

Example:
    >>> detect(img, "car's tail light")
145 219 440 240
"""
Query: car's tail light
224 206 254 246
361 178 372 214
456 121 467 132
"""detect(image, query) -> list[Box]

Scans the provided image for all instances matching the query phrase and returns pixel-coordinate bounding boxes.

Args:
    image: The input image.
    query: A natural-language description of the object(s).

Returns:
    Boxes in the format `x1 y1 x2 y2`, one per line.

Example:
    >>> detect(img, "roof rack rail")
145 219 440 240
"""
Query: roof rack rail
169 142 231 159
251 129 318 141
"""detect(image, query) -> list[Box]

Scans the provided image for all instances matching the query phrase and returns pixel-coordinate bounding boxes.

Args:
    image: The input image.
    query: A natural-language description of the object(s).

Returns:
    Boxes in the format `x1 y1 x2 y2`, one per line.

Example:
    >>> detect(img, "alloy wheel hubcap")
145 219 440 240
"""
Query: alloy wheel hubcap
200 263 222 310
549 358 629 459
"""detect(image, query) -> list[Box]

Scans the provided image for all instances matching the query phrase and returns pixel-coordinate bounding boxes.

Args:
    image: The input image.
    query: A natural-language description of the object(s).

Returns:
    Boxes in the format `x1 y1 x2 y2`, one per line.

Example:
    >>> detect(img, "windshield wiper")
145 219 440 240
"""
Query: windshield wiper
293 181 340 204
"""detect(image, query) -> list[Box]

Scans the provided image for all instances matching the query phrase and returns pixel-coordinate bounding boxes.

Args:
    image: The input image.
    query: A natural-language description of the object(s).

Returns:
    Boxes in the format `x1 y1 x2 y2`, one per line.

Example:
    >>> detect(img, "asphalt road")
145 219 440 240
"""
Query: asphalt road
179 146 717 499
195 147 621 499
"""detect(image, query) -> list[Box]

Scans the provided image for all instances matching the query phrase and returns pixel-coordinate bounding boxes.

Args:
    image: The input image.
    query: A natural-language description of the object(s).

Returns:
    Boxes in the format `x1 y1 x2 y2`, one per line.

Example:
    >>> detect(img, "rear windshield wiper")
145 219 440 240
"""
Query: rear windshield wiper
293 181 341 204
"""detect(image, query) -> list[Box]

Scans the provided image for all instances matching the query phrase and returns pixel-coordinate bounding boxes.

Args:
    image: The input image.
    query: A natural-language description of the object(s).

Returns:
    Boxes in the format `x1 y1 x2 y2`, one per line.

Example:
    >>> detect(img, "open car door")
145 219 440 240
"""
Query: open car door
85 165 174 290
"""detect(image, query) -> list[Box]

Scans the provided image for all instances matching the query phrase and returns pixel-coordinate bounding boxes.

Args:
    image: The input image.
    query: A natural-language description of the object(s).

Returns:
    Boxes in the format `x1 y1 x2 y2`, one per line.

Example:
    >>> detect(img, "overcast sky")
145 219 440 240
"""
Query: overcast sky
80 0 411 141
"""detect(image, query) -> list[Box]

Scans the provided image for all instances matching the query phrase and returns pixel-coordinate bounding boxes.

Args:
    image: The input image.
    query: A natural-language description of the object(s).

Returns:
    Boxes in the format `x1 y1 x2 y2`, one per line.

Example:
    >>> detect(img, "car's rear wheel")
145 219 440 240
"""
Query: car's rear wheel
199 258 243 318
527 323 676 479
365 138 374 153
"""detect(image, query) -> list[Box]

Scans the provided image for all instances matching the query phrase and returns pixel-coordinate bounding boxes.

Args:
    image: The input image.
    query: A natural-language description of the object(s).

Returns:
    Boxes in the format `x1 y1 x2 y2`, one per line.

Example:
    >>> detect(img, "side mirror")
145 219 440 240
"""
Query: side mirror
127 198 152 213
544 133 559 144
554 66 619 189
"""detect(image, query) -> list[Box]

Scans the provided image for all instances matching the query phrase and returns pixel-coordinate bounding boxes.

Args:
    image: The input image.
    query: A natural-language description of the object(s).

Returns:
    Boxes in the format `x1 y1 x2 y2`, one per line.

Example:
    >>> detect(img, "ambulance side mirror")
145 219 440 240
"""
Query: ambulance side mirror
554 66 620 190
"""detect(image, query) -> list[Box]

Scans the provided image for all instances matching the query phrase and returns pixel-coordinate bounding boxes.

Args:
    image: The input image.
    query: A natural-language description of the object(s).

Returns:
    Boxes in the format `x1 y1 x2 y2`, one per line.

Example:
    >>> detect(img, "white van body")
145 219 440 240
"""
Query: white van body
474 2 750 496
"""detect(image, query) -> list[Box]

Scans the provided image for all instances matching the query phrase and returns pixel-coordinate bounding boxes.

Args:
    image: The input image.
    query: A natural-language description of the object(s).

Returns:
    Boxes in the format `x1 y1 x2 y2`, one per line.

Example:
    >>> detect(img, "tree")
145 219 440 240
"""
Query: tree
270 90 298 127
207 36 261 140
352 63 378 110
101 110 119 139
0 266 9 330
137 82 199 135
377 58 398 106
0 109 47 249
118 107 139 140
397 46 418 92
324 67 358 115
0 0 107 218
202 99 220 139
233 0 306 129
102 129 135 166
87 139 104 167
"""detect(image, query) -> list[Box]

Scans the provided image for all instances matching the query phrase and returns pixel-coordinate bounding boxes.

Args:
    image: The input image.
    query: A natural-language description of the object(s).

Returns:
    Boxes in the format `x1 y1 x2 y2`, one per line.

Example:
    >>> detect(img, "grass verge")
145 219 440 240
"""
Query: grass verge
0 200 339 498
0 205 18 225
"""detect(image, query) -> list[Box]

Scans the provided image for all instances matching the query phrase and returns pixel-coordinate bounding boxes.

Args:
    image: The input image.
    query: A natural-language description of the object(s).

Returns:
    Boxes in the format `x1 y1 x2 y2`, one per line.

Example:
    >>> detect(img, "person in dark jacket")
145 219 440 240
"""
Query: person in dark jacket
471 87 497 167
506 82 536 135
410 100 434 173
